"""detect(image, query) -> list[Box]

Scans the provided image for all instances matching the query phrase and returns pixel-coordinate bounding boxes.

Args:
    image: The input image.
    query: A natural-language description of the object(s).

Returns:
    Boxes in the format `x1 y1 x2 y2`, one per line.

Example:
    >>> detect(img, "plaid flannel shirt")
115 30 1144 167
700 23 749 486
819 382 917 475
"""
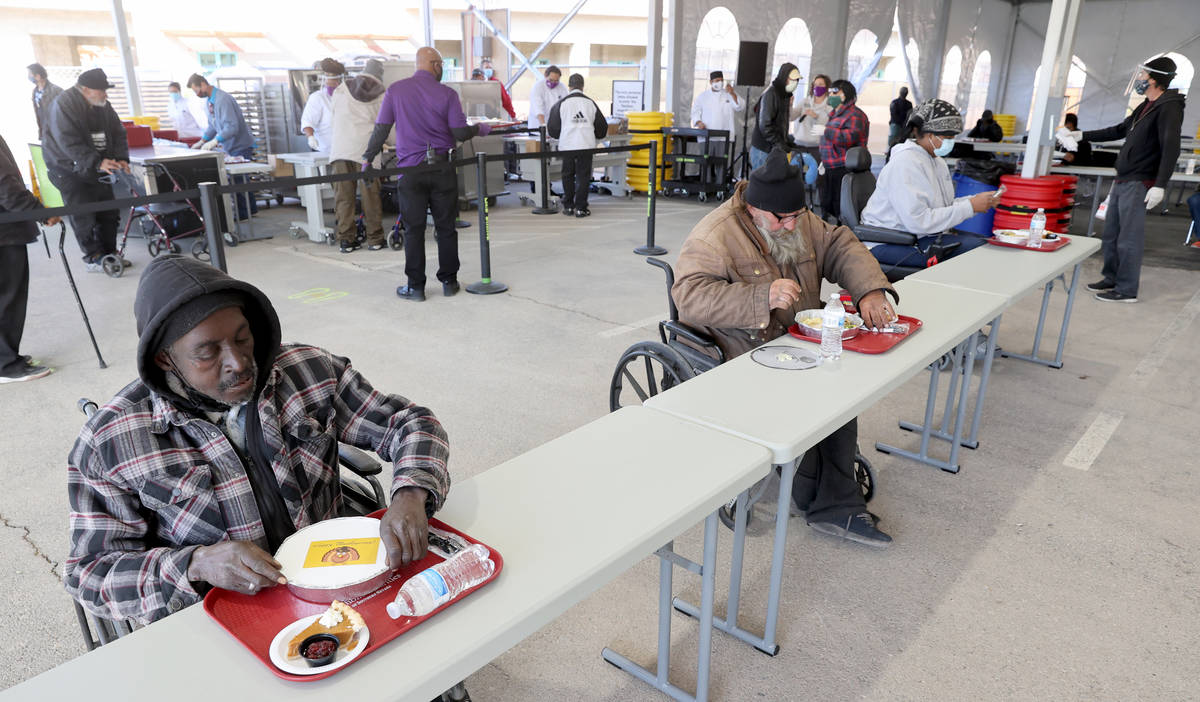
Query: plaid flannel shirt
819 102 870 169
65 344 450 625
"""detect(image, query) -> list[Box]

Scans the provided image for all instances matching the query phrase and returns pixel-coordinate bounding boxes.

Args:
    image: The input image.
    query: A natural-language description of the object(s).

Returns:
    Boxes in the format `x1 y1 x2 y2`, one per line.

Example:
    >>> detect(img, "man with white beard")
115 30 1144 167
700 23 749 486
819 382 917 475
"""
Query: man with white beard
672 146 899 548
42 68 130 272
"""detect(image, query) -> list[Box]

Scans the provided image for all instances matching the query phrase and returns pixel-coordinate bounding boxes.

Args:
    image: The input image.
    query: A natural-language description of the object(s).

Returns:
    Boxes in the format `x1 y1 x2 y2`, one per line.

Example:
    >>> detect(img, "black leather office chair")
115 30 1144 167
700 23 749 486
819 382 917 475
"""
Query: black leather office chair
838 146 959 282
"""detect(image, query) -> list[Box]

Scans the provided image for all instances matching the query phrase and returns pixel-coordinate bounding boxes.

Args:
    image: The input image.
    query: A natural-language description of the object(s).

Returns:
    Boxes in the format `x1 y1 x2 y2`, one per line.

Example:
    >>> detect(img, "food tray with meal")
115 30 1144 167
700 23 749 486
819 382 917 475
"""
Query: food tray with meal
787 308 923 355
203 514 503 682
987 230 1071 251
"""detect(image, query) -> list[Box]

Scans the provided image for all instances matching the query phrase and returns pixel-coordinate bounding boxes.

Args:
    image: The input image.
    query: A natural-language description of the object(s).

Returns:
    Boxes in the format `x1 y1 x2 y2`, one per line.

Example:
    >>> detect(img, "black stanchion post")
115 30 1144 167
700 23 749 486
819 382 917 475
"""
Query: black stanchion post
56 223 106 369
532 126 557 215
467 153 508 295
198 181 227 272
635 140 667 256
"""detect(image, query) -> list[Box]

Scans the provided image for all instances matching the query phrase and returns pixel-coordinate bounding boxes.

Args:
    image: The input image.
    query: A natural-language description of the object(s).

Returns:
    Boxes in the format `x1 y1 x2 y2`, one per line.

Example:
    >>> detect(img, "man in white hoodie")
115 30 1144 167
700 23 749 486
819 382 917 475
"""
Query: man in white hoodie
547 73 608 217
328 59 391 253
860 99 999 269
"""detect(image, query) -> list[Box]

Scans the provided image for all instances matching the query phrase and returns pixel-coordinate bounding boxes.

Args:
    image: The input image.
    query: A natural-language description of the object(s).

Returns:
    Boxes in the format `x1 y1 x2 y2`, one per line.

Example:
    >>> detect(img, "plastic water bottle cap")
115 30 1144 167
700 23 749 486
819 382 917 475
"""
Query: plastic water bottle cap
386 601 404 619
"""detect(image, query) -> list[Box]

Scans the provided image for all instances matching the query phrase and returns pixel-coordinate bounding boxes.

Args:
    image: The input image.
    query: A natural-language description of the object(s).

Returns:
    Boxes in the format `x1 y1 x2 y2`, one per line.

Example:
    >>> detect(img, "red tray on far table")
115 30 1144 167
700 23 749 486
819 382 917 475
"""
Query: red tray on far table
986 234 1071 252
788 314 923 354
203 515 503 682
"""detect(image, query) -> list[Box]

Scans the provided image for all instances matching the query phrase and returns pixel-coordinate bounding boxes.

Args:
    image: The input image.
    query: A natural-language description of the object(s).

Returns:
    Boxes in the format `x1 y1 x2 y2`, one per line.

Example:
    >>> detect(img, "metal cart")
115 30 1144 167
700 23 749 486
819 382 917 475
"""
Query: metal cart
661 127 732 202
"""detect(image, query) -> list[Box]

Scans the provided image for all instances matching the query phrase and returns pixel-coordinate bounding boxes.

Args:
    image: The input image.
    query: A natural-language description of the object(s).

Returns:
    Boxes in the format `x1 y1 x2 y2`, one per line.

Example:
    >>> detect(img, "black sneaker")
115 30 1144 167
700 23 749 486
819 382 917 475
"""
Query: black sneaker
442 280 460 297
1085 279 1115 292
340 241 361 254
808 512 892 548
367 243 386 251
0 363 52 384
575 208 591 218
561 207 574 216
396 285 425 302
1094 290 1137 303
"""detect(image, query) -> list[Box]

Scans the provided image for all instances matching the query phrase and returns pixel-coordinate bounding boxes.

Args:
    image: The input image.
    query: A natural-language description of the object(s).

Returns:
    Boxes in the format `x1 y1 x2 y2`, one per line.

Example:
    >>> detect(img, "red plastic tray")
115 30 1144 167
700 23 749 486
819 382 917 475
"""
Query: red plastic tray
985 234 1071 252
788 314 923 354
203 515 503 682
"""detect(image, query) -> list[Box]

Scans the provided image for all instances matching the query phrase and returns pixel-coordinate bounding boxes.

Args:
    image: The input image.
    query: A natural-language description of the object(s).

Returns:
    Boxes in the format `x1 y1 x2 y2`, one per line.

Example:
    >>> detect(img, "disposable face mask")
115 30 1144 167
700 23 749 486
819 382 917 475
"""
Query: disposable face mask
933 136 955 157
1133 78 1150 95
28 76 37 84
813 85 827 97
483 68 494 79
827 95 842 108
711 81 722 91
785 81 798 94
547 79 559 89
170 92 183 102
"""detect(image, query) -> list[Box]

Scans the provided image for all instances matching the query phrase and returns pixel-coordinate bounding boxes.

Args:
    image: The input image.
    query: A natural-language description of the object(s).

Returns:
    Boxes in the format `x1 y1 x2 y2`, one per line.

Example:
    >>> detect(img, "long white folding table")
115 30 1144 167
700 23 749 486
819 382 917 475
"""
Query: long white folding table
642 278 1008 661
3 408 770 702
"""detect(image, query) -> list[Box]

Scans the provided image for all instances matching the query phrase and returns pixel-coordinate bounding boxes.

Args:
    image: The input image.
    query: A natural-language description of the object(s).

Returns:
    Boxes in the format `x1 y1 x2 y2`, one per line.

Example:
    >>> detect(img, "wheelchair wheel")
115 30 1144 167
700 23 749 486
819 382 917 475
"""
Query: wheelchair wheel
147 239 161 257
192 239 210 262
854 451 875 503
609 341 692 412
389 224 404 251
167 240 181 255
100 254 124 278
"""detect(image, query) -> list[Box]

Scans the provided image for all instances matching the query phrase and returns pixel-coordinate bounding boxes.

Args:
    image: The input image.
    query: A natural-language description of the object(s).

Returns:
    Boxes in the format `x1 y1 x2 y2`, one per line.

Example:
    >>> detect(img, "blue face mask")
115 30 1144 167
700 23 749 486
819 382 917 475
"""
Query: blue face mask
170 92 183 102
932 136 955 157
1133 78 1150 95
482 68 494 79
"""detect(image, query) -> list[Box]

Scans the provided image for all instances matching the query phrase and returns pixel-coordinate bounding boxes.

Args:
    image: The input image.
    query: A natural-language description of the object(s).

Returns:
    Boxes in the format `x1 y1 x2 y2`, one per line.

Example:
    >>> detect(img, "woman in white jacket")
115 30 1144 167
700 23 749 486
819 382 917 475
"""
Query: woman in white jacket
860 98 1000 268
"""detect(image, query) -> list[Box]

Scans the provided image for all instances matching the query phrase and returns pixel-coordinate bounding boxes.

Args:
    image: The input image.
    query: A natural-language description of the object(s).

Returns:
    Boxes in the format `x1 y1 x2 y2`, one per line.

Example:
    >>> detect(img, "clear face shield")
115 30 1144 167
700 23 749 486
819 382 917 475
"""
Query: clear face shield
1124 67 1151 97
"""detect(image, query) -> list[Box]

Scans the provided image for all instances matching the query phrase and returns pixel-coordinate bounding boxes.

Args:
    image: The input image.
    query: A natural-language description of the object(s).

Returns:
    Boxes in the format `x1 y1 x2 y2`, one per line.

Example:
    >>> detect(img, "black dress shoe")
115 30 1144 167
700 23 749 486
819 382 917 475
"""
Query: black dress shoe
561 207 574 216
396 285 426 301
575 208 591 218
442 280 461 297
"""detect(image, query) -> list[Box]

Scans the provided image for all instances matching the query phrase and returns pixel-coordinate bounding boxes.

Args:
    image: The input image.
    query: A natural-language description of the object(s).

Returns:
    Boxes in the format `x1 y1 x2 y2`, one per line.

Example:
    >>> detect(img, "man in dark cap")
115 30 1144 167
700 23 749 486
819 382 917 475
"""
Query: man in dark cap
1065 55 1185 303
41 68 130 272
65 255 451 624
672 147 898 548
967 109 1004 142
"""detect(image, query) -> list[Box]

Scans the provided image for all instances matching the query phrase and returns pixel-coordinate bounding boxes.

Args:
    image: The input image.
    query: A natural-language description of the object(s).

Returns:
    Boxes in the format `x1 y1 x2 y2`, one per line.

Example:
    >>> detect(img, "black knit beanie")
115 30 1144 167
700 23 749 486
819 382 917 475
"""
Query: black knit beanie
744 147 806 213
155 291 246 353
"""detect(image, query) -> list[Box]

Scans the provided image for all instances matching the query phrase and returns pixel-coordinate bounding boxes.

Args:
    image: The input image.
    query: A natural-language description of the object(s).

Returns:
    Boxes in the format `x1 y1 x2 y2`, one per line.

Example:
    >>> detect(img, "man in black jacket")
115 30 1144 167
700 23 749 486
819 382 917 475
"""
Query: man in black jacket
887 86 912 151
750 63 801 170
1068 56 1184 303
42 68 130 272
0 134 59 383
967 110 1004 142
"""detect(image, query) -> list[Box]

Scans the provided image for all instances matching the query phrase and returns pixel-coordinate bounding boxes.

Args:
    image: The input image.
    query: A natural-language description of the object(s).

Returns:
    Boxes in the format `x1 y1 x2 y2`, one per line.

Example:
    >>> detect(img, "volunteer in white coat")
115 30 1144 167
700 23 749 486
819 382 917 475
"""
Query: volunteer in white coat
329 59 391 253
547 74 608 218
860 99 999 268
301 57 344 152
527 65 568 130
690 70 742 182
166 81 205 139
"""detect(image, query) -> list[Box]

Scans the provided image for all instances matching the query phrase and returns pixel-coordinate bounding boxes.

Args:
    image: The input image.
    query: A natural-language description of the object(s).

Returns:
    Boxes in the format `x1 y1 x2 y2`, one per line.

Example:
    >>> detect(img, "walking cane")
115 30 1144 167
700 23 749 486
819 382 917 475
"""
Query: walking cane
55 222 107 369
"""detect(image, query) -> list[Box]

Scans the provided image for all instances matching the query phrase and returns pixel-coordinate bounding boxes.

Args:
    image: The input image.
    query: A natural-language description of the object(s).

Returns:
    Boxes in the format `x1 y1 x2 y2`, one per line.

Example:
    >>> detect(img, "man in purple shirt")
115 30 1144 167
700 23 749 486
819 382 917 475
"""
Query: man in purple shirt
363 47 491 302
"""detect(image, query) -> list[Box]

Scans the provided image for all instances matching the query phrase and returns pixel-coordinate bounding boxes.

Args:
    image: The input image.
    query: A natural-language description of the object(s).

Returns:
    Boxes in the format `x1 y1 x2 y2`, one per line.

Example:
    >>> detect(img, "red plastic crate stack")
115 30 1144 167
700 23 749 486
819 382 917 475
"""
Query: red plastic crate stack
993 174 1077 234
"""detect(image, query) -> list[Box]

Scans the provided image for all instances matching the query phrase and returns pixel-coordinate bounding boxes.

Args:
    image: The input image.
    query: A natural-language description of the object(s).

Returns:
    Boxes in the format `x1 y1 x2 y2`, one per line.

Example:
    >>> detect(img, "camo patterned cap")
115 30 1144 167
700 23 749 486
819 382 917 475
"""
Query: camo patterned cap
910 98 963 136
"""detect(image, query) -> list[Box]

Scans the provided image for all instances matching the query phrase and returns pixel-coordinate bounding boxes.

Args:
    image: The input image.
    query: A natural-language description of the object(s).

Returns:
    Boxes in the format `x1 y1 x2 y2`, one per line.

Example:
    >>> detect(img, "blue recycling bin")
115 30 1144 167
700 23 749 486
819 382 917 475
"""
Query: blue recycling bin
952 172 995 237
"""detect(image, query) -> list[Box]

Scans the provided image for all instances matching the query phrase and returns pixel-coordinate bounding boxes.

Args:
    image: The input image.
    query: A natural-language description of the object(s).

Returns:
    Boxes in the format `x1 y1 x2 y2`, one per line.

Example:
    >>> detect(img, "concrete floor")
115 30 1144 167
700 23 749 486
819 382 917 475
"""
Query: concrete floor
2 183 1198 699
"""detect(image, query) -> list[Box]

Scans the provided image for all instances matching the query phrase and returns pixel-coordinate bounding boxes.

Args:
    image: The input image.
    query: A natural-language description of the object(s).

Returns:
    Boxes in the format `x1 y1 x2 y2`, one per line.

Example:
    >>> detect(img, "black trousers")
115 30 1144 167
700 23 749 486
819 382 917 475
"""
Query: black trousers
0 244 30 376
397 166 459 288
820 165 847 223
50 172 120 261
790 418 867 522
560 153 594 211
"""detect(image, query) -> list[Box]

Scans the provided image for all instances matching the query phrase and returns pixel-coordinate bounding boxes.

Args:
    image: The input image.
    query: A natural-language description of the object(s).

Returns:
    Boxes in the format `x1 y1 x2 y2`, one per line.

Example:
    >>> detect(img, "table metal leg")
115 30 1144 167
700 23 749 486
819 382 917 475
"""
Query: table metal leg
673 462 794 657
878 338 973 473
603 512 721 702
1000 262 1081 369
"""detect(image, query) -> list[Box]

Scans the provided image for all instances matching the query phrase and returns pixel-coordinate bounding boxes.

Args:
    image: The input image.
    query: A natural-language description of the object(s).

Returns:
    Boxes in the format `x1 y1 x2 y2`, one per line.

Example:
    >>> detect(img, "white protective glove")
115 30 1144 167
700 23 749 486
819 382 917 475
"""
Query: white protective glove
199 139 219 152
307 135 320 150
1144 186 1165 210
189 139 203 150
1054 127 1079 153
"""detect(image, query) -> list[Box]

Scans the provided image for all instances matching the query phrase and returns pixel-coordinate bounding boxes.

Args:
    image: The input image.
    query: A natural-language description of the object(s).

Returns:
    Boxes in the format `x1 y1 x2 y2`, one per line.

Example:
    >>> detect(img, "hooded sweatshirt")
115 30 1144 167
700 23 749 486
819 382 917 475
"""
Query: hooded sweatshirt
66 255 450 623
752 63 798 153
1083 89 1185 187
329 76 391 165
860 140 975 235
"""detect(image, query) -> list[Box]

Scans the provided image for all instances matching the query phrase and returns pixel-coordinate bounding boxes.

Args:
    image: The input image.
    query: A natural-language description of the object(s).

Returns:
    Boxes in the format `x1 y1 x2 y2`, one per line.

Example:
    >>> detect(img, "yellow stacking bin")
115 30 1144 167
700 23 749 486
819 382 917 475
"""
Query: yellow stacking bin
992 113 1016 137
627 111 673 168
125 115 161 130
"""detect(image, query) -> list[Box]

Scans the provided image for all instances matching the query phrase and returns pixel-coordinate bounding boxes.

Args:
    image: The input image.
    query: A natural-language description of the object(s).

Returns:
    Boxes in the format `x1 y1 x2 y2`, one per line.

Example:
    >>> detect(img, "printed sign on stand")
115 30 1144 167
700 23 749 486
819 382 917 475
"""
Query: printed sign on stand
611 80 645 117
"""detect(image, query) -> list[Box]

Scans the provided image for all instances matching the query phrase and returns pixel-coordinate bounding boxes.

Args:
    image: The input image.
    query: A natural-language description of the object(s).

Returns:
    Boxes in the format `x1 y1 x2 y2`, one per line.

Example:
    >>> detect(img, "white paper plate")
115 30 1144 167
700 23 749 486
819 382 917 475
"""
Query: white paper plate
275 517 387 590
268 614 370 675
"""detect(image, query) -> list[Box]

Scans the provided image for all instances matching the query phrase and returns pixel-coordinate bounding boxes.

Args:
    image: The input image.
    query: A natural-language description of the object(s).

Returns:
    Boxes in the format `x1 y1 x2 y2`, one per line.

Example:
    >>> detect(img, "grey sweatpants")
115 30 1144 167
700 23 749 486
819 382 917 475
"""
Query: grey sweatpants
1100 179 1148 297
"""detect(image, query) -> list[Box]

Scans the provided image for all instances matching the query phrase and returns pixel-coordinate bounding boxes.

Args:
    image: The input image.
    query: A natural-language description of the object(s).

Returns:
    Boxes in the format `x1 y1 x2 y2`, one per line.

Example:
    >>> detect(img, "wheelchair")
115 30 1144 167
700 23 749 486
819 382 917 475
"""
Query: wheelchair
608 258 876 530
70 398 470 702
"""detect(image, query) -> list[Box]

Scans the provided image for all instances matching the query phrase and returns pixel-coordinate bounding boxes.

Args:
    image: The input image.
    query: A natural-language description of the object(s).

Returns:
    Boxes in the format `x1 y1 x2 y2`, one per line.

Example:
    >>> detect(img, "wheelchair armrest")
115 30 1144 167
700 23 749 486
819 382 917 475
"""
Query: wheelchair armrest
853 224 918 246
925 240 963 259
661 320 725 364
338 444 383 477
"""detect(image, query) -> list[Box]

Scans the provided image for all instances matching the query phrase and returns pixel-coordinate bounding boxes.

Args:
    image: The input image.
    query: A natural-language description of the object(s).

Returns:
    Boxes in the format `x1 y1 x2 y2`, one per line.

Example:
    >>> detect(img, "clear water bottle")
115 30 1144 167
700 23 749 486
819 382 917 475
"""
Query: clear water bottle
820 293 845 361
1028 208 1046 248
386 544 495 618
